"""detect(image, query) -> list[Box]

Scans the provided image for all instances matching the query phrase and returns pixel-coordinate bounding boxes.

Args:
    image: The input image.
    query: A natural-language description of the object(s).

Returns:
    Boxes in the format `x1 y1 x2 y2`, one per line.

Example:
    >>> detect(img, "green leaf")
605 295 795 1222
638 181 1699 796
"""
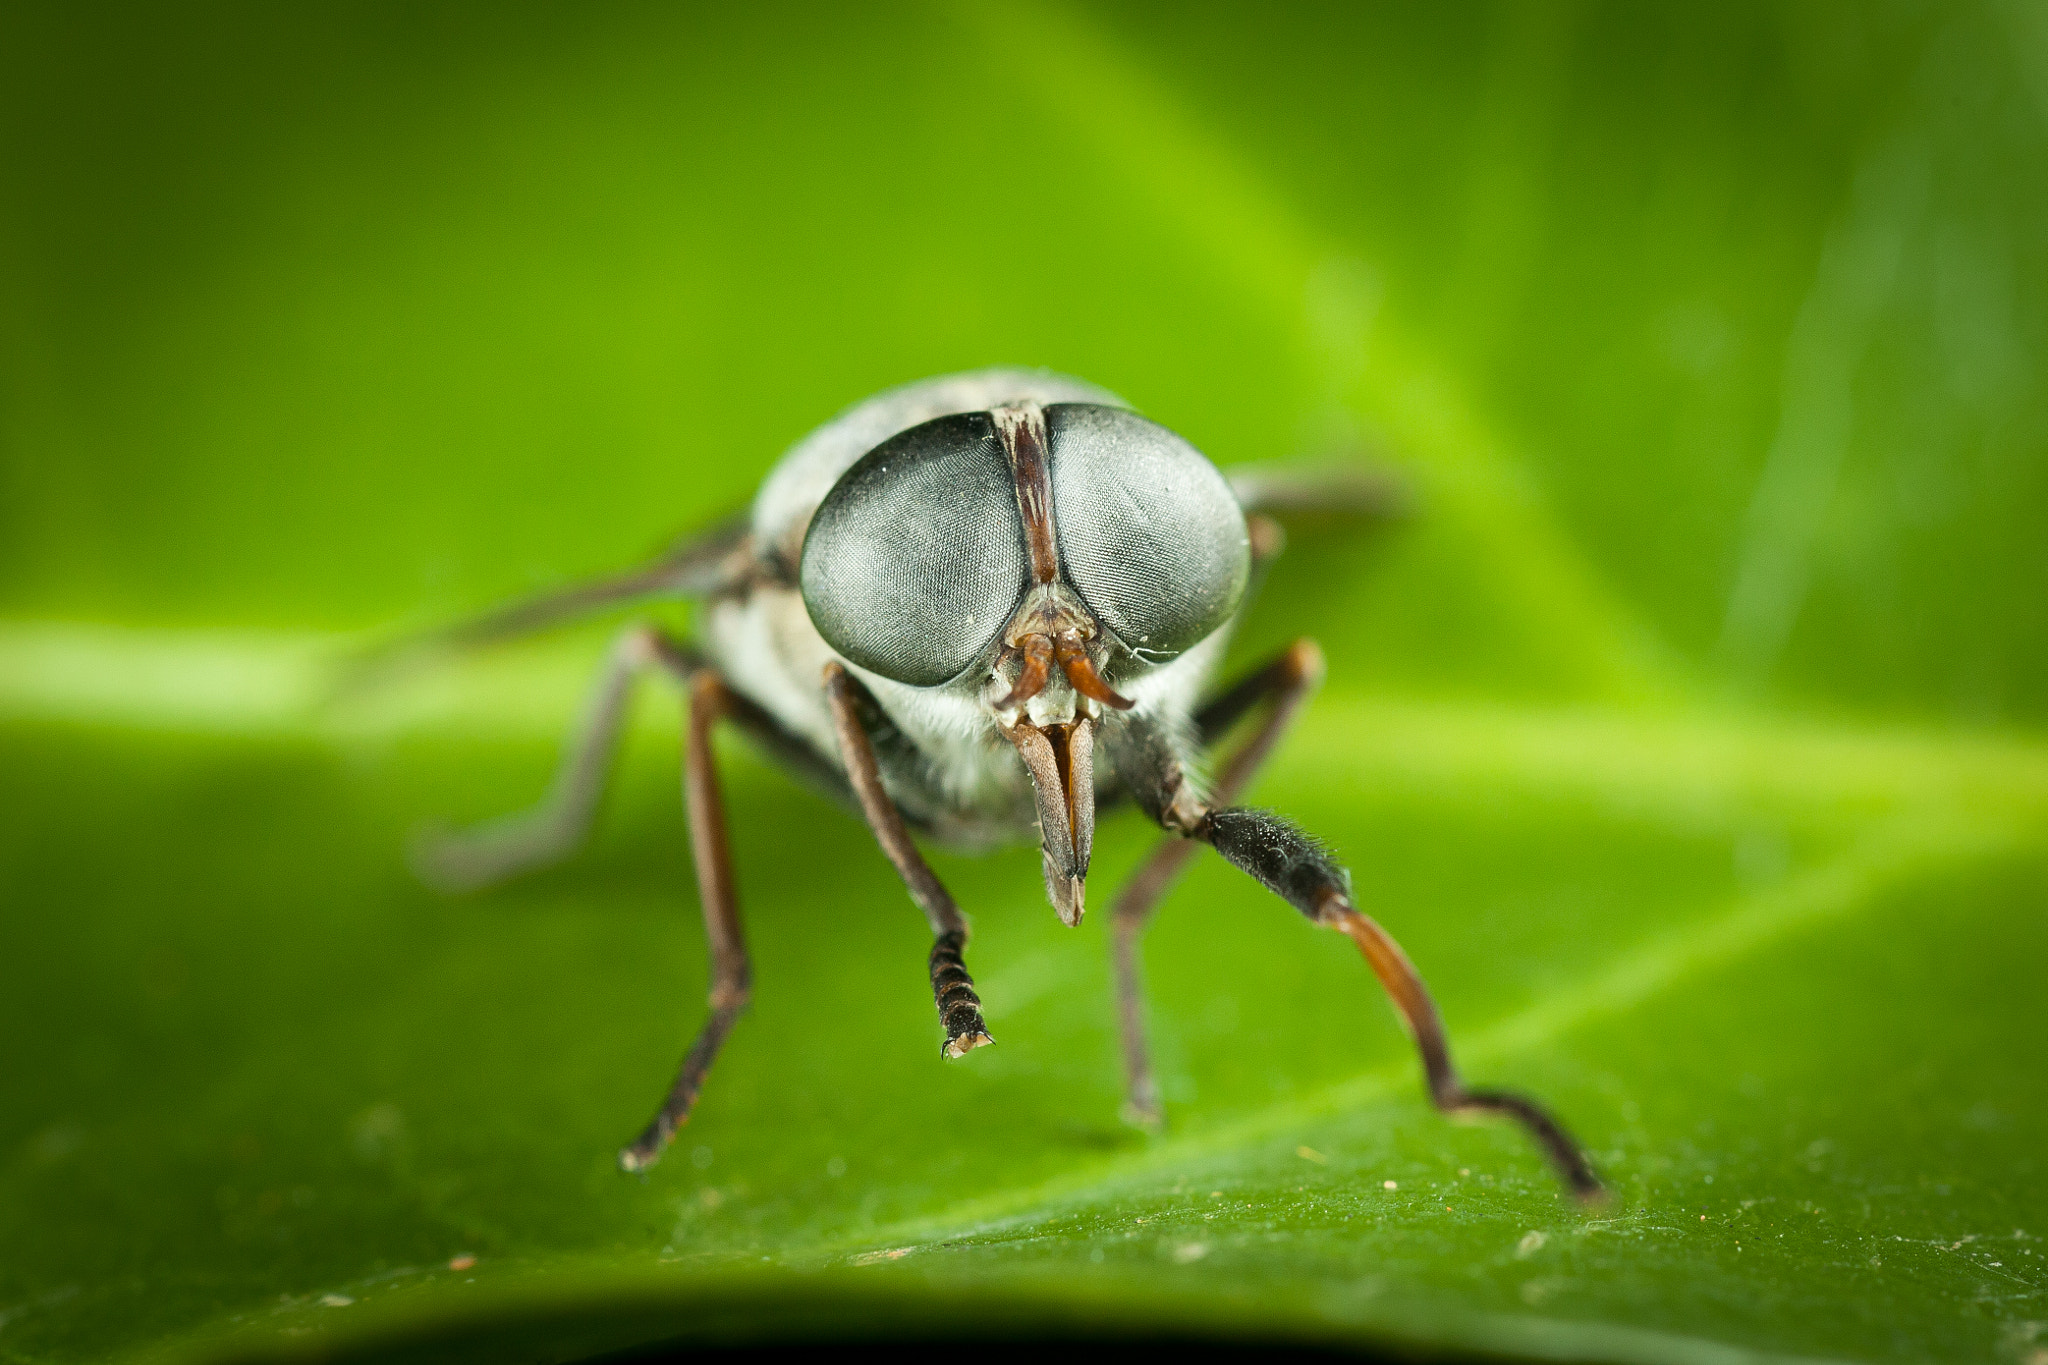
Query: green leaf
4 4 2046 1363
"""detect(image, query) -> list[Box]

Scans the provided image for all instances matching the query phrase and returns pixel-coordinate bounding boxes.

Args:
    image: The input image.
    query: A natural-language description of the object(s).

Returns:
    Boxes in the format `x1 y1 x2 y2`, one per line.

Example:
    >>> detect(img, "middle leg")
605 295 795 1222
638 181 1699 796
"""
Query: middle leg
618 666 754 1173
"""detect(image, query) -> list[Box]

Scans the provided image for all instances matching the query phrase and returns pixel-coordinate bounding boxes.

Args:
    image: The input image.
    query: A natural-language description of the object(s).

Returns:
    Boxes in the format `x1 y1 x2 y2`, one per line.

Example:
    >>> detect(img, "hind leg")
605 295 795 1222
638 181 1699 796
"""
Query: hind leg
412 624 700 891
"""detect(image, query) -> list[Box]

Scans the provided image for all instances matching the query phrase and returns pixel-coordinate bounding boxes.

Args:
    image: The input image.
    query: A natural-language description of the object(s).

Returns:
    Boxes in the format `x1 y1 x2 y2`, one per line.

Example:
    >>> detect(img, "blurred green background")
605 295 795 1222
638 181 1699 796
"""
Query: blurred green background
3 3 2046 1363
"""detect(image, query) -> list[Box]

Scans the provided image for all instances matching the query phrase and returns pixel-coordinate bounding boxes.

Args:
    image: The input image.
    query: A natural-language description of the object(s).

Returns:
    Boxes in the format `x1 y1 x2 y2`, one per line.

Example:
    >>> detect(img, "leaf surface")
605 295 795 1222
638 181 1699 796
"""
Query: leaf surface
2 4 2045 1362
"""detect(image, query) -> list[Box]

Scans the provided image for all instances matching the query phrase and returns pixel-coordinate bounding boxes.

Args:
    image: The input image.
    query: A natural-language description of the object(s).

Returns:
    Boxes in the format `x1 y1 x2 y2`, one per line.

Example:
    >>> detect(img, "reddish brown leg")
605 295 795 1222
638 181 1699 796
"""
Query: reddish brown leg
824 663 993 1059
1112 639 1324 1126
620 667 753 1173
1332 907 1600 1197
411 622 835 1174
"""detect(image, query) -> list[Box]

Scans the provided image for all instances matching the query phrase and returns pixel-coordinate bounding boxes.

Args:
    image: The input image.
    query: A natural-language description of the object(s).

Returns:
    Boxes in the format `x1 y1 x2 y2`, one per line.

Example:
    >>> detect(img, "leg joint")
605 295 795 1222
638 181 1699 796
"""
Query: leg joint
623 623 707 687
708 954 752 1012
1281 637 1326 689
687 668 728 716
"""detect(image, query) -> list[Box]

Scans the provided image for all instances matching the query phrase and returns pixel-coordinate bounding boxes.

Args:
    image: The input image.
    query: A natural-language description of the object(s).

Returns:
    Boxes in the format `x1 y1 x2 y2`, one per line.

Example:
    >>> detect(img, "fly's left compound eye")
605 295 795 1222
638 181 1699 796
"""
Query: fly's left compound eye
799 412 1030 687
1046 404 1250 661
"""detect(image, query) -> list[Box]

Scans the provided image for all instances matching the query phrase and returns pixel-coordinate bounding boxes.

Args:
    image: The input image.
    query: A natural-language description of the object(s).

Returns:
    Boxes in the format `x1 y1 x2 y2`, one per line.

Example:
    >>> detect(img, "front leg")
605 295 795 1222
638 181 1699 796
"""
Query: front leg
1102 705 1603 1200
823 664 993 1058
1112 639 1326 1127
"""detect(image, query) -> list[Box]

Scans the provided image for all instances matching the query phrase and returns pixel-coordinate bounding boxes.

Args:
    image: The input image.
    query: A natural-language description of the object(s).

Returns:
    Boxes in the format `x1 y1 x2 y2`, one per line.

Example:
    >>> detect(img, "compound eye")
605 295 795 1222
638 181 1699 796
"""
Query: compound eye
800 412 1028 687
1047 404 1250 661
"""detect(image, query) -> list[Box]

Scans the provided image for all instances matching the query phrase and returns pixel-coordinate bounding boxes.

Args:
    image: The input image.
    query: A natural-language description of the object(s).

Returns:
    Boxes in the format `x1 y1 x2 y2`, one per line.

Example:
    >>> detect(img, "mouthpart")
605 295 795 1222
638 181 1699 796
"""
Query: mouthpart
1002 716 1097 927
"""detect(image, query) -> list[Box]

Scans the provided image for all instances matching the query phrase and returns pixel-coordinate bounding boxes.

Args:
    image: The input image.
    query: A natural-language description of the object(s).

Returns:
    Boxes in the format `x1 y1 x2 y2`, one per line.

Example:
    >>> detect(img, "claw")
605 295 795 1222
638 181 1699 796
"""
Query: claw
943 1030 995 1059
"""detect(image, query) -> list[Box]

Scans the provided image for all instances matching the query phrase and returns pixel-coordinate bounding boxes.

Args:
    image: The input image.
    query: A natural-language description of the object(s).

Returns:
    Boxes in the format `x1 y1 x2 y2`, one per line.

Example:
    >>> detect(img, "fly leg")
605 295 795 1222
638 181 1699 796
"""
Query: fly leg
1101 695 1603 1200
619 665 753 1173
1111 639 1325 1127
1203 806 1599 1197
412 624 694 891
407 622 815 1173
823 663 993 1059
415 612 852 893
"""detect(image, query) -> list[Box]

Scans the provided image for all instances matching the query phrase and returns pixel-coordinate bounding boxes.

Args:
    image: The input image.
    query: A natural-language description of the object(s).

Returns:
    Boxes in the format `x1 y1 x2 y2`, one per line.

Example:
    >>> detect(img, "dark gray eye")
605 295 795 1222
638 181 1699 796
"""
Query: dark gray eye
800 412 1028 686
1046 404 1250 661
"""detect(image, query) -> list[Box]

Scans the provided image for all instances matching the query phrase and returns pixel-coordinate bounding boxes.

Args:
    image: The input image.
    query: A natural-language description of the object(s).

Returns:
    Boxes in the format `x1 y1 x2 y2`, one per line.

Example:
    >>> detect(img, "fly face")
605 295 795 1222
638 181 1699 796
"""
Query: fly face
797 400 1252 926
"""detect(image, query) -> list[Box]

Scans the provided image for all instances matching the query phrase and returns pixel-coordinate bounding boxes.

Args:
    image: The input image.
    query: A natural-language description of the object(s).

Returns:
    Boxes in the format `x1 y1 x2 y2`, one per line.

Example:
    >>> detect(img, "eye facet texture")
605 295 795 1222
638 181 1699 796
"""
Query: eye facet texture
1047 404 1250 661
800 412 1028 686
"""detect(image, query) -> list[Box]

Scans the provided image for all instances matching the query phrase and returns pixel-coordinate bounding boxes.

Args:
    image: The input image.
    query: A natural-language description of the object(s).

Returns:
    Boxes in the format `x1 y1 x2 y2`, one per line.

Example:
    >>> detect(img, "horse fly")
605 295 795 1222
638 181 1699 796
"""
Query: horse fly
405 368 1602 1199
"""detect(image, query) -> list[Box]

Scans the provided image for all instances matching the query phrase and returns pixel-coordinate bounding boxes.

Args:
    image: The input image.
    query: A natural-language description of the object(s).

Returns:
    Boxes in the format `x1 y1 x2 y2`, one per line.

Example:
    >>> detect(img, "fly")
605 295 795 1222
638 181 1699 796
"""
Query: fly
392 368 1602 1199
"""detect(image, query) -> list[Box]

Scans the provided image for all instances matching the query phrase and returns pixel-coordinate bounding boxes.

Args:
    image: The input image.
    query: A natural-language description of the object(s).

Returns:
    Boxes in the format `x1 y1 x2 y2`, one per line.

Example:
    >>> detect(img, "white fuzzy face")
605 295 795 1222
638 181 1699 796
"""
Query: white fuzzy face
850 617 1230 817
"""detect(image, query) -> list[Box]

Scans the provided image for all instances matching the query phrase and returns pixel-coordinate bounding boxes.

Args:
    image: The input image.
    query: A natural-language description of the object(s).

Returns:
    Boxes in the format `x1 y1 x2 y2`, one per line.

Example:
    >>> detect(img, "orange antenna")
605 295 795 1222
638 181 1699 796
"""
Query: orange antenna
1054 632 1134 711
992 634 1054 710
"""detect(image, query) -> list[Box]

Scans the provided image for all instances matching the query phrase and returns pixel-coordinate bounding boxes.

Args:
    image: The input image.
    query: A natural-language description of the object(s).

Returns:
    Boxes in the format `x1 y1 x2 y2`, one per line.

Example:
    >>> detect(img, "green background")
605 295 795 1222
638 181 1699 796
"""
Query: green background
3 3 2045 1361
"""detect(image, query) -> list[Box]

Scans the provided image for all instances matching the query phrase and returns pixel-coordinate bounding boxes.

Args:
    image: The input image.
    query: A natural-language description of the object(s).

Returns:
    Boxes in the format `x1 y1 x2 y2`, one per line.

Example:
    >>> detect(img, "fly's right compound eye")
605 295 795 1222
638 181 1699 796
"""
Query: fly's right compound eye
800 412 1031 687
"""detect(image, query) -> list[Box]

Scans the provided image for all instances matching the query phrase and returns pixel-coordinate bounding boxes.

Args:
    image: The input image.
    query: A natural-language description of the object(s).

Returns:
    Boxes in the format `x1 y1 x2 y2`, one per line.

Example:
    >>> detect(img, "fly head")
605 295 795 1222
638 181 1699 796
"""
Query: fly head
798 395 1251 930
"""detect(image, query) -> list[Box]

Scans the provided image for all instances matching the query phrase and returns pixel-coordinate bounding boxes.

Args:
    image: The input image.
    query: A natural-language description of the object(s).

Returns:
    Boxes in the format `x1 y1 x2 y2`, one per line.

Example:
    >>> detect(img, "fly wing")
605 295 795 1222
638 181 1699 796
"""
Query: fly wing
423 514 753 648
336 513 753 693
